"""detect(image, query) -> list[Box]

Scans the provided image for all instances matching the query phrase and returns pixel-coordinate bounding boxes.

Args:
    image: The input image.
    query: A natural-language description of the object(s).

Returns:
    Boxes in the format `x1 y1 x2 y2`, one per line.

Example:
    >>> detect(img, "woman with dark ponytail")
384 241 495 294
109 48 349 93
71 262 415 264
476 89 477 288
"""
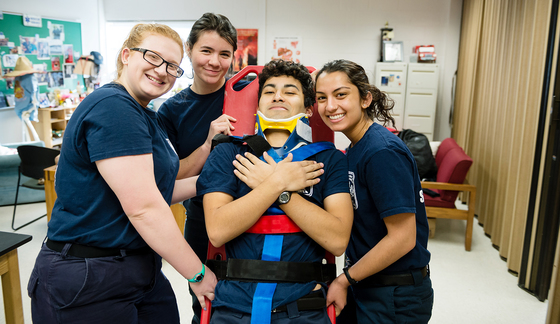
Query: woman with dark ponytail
315 59 433 324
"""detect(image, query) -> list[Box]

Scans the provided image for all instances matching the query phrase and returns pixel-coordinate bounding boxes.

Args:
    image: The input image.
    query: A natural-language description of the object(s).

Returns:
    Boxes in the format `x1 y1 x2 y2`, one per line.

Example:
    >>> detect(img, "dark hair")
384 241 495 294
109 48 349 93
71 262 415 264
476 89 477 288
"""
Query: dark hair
316 59 395 128
258 59 315 108
186 13 237 52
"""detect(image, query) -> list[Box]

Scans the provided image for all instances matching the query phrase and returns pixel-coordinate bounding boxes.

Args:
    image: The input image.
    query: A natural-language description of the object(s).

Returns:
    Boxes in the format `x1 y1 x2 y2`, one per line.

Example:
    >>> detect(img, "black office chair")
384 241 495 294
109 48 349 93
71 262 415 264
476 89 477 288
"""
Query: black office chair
12 145 60 231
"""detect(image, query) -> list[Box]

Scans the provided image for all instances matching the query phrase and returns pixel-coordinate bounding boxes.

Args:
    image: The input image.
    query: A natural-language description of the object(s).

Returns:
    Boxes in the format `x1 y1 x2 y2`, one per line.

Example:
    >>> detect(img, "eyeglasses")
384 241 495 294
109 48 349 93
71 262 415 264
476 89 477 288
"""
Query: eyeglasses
130 48 184 78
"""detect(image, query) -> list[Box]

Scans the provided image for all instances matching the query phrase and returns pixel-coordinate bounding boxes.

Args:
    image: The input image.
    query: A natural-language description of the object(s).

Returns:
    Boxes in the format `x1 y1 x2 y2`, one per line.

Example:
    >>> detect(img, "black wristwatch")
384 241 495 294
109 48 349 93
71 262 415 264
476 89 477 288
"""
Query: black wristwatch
343 267 359 285
277 191 291 205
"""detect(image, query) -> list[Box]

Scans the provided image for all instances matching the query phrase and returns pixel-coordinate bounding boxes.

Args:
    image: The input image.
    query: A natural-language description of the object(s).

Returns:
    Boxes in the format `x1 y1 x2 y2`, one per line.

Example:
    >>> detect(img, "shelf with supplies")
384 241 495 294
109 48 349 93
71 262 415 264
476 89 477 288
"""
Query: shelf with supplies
32 105 77 148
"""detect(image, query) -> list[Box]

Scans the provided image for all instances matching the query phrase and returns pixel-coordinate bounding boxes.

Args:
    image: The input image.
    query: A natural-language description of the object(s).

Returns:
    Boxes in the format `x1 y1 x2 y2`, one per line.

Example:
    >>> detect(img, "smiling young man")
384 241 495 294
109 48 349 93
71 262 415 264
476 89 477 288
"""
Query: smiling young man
196 59 353 323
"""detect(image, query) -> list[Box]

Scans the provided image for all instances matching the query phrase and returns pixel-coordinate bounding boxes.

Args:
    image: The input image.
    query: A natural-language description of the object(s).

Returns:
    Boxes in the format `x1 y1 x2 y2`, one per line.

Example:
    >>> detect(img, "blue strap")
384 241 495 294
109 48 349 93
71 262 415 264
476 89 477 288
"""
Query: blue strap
290 142 334 161
248 136 333 323
251 283 277 324
262 141 335 165
251 235 283 324
261 235 283 262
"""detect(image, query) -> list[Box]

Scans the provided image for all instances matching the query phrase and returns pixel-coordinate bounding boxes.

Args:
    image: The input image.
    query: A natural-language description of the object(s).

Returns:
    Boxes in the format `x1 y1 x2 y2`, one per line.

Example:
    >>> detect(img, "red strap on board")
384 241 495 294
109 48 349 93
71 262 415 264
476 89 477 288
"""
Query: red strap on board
246 215 302 234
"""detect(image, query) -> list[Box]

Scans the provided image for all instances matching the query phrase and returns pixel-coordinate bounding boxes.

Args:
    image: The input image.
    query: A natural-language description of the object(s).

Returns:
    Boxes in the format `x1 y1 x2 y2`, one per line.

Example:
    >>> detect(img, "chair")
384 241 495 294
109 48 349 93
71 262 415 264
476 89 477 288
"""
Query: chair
12 145 59 231
421 139 476 251
201 65 336 323
435 137 459 167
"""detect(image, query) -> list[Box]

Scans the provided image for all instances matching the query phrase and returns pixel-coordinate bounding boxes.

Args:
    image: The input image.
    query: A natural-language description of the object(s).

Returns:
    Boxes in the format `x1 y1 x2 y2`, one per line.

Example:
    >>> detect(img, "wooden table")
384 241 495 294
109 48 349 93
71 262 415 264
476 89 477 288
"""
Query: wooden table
43 166 187 234
0 231 32 324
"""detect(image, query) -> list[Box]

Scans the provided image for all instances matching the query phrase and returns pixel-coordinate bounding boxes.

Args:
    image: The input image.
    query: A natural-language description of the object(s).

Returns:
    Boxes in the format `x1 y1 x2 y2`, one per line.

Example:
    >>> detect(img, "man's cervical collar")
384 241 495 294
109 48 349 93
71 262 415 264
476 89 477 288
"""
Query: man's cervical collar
255 111 313 143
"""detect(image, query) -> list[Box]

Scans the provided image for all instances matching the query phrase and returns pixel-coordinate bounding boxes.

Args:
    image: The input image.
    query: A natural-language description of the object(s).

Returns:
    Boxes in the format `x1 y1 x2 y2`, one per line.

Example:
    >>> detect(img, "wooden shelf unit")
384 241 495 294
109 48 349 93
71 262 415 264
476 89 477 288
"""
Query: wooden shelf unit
32 106 77 148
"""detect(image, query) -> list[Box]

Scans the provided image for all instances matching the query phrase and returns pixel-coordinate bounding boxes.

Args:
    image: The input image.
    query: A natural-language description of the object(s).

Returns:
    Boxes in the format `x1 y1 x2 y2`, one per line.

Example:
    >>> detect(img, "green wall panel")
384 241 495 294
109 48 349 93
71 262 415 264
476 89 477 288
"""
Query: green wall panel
0 12 84 98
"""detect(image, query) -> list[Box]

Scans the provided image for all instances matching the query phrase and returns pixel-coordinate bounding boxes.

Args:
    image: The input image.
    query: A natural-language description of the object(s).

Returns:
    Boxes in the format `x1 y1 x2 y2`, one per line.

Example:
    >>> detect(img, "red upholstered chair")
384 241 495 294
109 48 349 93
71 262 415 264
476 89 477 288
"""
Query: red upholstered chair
201 65 336 323
421 140 476 251
435 137 459 167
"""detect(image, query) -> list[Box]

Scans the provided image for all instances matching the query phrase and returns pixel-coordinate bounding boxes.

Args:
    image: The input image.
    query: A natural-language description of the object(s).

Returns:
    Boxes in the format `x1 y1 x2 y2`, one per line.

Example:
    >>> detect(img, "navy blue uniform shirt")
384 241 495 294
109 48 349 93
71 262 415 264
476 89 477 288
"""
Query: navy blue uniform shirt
48 83 179 249
197 141 349 314
345 123 430 273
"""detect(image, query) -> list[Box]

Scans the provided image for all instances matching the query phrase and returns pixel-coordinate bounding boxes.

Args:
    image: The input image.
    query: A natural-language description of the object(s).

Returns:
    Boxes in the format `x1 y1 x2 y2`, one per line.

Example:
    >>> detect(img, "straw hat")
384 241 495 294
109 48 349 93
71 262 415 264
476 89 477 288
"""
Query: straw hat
2 56 43 78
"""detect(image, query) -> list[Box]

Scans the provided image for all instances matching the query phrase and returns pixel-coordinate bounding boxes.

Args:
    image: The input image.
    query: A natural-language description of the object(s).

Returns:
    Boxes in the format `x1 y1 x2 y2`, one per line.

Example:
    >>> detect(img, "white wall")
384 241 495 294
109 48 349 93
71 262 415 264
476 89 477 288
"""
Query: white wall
0 0 462 143
104 0 462 141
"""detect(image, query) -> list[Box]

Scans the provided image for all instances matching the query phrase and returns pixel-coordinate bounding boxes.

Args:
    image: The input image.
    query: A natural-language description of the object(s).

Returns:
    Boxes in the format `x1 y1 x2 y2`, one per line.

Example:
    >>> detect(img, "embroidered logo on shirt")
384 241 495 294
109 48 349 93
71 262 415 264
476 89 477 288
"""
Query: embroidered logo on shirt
348 171 358 210
298 186 314 197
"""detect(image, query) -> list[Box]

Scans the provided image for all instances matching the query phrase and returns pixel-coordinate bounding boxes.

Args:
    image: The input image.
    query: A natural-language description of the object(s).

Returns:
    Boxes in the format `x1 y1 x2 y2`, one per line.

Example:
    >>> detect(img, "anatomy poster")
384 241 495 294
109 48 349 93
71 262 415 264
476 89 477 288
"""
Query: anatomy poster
270 36 301 63
234 29 258 72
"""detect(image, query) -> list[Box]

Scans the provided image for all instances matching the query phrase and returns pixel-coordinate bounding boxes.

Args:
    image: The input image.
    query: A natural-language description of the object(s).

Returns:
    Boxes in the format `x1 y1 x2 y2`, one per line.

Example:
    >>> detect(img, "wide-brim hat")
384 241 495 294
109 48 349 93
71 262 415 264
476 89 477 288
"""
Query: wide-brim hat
2 56 43 78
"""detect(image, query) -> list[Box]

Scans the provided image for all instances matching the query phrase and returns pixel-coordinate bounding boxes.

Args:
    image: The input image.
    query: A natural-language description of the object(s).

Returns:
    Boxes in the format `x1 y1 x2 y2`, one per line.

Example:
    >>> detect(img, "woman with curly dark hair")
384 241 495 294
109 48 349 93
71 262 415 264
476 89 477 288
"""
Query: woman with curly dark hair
315 59 433 324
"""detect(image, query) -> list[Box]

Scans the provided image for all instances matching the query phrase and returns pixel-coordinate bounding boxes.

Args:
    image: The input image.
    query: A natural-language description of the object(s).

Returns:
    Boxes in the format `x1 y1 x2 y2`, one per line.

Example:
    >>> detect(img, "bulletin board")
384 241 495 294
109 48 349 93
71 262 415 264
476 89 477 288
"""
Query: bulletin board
0 12 84 100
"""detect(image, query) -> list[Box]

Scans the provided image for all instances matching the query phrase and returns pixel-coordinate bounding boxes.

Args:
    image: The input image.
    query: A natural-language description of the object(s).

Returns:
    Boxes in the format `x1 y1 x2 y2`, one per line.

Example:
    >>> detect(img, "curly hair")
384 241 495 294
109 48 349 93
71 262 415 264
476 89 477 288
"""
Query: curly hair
315 59 396 128
187 13 237 52
115 23 184 79
258 59 315 108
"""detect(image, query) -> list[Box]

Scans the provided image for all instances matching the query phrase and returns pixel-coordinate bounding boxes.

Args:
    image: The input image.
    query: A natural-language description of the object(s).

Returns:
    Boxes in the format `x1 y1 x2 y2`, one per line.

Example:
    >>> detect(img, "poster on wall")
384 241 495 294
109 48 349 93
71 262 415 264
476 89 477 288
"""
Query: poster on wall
63 44 74 63
20 36 38 54
49 23 65 42
33 63 47 72
63 64 75 79
37 40 49 59
49 41 62 56
51 57 60 71
2 54 18 67
47 71 64 87
270 36 302 63
34 63 48 85
234 29 258 72
36 72 48 85
0 32 8 46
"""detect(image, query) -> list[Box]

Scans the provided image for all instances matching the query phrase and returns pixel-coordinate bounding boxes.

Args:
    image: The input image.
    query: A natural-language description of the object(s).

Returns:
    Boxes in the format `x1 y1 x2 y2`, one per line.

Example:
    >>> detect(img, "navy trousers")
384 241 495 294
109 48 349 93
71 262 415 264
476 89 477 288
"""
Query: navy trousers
210 305 331 324
28 243 180 324
209 287 332 324
338 274 433 324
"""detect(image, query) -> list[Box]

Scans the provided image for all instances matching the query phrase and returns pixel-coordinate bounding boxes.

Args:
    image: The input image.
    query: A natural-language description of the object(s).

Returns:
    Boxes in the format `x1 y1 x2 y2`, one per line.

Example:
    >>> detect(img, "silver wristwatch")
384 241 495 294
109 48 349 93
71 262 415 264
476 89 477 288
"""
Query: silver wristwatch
277 191 292 204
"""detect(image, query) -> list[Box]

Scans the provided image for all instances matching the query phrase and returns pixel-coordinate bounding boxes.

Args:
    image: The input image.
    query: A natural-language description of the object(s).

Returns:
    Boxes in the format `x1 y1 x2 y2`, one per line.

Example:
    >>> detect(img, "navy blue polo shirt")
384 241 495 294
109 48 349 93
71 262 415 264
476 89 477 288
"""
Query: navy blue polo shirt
47 83 179 249
197 140 349 314
345 123 430 273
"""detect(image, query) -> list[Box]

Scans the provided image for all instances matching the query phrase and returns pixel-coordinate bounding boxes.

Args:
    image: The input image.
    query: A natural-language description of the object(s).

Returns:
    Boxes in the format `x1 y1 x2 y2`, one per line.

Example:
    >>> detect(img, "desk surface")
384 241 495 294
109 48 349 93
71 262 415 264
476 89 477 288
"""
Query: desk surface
0 232 32 256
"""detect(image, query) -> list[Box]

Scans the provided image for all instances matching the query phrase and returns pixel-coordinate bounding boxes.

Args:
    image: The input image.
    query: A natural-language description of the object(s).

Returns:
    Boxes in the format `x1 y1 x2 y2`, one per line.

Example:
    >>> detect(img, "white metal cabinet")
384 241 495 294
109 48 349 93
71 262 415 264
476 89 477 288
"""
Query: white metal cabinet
404 63 439 140
374 62 407 130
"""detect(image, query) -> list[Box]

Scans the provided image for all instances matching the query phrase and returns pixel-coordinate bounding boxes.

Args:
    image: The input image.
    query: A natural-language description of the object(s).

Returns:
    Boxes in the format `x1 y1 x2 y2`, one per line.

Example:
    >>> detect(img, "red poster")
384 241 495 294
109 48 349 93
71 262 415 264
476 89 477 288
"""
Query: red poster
234 29 258 72
51 57 61 71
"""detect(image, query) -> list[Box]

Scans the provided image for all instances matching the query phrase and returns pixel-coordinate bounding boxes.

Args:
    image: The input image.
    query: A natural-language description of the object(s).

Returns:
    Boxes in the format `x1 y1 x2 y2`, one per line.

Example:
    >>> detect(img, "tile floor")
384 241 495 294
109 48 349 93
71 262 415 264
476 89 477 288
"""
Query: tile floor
0 202 550 323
